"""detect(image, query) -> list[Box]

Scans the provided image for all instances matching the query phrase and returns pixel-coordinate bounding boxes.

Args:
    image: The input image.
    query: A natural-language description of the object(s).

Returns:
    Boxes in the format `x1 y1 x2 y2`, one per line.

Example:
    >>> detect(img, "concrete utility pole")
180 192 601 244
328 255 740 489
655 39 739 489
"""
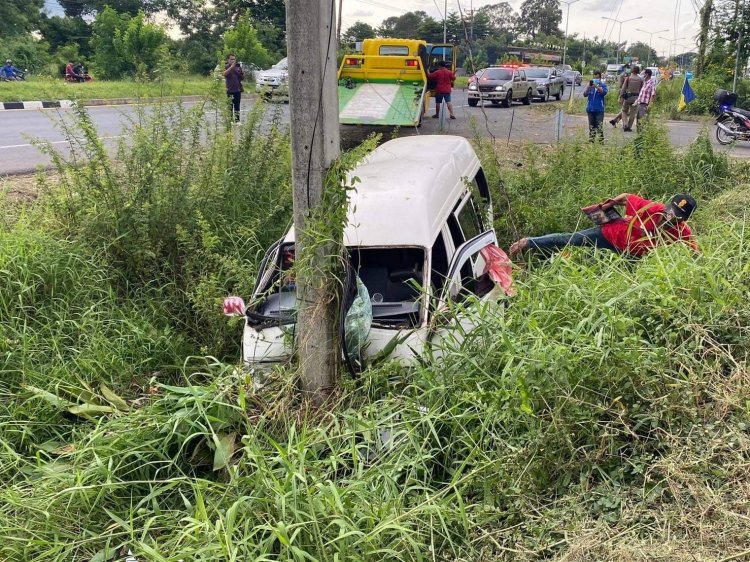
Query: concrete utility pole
286 0 341 405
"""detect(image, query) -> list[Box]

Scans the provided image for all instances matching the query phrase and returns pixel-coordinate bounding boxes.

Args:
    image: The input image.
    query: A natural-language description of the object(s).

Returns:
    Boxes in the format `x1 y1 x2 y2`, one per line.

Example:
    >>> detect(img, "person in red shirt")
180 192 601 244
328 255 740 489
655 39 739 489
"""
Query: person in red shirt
509 193 697 257
427 60 456 120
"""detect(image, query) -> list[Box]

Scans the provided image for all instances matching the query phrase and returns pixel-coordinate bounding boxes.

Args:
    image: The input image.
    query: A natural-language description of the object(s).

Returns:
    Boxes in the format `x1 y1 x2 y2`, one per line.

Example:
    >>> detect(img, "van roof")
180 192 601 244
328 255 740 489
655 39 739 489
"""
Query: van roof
284 136 481 248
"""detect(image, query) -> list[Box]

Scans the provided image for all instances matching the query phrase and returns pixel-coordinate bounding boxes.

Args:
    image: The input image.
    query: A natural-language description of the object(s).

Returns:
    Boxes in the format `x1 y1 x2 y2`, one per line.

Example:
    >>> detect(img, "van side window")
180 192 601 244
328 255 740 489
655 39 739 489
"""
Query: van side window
430 233 450 292
456 197 483 242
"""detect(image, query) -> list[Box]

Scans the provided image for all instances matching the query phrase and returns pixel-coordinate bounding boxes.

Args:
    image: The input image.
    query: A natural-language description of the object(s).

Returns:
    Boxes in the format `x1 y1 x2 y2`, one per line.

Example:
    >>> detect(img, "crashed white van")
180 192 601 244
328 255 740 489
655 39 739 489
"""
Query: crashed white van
243 135 504 366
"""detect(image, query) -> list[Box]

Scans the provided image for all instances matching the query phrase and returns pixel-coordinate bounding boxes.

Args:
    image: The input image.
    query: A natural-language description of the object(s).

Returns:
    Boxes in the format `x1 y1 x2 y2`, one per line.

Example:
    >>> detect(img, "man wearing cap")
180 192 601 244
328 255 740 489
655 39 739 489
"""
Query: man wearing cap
509 192 698 257
427 60 456 120
1 60 20 80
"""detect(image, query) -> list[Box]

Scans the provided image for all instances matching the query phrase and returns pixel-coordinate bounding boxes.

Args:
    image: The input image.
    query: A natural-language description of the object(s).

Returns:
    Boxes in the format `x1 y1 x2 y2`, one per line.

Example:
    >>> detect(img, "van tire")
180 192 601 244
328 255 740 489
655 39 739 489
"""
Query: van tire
502 91 512 108
468 98 478 107
523 89 532 105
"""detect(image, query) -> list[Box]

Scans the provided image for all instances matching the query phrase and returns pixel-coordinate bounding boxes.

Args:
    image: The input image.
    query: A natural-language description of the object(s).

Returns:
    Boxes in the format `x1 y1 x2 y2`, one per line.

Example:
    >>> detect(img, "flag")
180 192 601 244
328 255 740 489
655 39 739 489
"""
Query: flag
677 75 696 112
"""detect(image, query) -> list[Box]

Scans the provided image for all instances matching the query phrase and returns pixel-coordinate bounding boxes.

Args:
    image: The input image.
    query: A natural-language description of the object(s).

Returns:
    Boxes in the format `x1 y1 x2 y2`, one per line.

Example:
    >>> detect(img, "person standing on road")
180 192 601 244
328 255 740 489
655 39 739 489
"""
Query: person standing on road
618 65 643 132
583 70 608 143
609 65 629 128
427 60 456 120
223 54 244 123
636 68 656 131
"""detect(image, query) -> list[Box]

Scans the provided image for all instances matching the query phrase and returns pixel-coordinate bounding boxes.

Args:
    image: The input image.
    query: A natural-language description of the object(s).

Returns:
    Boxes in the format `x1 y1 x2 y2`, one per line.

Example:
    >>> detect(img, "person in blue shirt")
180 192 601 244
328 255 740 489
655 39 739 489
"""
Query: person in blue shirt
583 70 608 143
1 60 20 80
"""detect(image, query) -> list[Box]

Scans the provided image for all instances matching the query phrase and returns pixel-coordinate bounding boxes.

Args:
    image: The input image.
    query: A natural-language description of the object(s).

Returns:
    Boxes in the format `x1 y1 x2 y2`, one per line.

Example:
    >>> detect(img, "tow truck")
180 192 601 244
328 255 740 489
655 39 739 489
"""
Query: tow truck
337 38 456 127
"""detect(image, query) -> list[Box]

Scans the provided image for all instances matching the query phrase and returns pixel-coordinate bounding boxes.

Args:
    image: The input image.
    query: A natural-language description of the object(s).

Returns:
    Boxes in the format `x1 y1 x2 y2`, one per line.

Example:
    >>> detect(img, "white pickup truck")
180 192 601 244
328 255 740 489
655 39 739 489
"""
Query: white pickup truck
467 66 536 107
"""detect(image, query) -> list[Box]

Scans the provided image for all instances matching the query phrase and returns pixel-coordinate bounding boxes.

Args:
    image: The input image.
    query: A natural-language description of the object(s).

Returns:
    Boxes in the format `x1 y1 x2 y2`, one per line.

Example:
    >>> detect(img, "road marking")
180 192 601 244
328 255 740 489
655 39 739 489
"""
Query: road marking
0 135 124 150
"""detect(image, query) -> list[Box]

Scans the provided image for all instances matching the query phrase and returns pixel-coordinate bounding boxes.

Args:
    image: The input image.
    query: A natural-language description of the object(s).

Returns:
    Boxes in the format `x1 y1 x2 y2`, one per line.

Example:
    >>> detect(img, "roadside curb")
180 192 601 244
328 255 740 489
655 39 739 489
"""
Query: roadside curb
0 94 255 111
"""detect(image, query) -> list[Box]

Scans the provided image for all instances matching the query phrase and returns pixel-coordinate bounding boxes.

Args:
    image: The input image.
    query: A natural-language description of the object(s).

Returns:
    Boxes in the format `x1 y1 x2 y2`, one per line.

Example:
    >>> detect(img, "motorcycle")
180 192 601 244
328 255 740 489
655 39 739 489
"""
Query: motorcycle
714 89 750 145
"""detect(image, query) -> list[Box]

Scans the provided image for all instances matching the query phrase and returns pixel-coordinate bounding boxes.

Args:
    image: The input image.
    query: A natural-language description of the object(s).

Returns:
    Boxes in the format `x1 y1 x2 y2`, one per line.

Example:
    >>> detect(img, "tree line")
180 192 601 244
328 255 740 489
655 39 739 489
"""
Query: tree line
0 0 738 80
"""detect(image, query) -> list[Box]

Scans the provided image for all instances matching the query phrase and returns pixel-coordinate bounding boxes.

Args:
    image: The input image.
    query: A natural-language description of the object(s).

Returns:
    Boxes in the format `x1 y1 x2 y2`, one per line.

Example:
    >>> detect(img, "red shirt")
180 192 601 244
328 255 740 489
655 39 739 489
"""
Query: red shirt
601 194 696 256
427 67 455 94
65 63 74 76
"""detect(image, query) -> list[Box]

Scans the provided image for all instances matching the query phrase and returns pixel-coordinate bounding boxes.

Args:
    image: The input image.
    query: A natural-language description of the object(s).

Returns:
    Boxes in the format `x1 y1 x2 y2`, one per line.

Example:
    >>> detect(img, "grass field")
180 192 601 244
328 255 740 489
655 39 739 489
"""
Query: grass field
1 102 749 560
0 75 219 102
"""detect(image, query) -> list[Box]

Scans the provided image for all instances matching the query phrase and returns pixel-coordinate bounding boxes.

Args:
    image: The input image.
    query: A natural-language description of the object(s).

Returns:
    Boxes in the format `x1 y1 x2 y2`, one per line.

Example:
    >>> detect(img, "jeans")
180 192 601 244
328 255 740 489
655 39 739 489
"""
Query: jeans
527 226 617 253
227 91 241 121
587 111 604 143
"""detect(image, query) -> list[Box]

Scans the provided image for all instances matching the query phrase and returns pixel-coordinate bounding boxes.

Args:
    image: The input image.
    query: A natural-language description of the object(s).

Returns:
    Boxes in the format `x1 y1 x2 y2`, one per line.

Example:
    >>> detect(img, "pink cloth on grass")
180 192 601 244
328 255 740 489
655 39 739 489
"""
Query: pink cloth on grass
223 296 246 316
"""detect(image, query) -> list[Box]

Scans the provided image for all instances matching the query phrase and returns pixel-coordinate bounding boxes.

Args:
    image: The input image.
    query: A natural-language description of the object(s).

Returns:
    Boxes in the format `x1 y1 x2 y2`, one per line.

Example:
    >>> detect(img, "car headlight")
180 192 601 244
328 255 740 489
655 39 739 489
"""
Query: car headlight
495 86 505 91
468 84 477 90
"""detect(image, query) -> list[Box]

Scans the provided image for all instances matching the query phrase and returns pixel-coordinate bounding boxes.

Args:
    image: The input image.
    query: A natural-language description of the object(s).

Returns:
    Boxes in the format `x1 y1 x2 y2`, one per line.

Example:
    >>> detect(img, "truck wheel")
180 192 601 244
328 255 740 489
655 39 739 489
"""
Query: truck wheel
523 89 532 105
468 98 478 107
502 91 512 108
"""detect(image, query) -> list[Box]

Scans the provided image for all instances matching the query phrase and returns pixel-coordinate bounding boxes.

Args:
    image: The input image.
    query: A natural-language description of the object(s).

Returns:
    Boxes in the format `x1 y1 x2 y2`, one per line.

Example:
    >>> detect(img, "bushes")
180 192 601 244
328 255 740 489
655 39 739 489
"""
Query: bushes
38 98 291 355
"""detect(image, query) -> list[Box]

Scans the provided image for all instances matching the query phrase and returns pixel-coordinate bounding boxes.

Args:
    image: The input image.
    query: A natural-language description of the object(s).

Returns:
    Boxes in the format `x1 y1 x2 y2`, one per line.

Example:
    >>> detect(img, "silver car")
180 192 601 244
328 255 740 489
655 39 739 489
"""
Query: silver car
525 66 565 101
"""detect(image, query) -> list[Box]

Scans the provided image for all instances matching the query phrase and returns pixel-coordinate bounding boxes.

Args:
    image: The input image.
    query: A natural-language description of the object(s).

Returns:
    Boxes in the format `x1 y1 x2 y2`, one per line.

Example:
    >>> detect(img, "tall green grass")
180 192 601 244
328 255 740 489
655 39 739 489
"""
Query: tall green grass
0 101 748 561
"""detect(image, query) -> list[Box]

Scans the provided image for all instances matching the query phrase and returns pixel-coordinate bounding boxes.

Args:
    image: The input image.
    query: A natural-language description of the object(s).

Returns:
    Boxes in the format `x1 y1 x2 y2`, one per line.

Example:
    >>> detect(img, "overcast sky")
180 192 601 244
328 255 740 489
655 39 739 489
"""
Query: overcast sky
341 0 701 56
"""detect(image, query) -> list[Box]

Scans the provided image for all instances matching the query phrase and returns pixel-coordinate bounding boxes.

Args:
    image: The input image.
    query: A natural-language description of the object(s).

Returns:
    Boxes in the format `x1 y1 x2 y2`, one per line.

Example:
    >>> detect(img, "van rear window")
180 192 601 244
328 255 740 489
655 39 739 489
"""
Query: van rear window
379 45 409 56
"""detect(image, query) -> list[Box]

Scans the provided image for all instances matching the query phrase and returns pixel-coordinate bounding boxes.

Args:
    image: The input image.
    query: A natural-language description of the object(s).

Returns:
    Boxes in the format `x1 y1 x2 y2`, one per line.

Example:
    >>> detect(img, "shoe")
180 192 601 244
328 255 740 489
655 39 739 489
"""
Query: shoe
432 114 439 118
623 127 632 132
450 115 456 120
609 119 617 127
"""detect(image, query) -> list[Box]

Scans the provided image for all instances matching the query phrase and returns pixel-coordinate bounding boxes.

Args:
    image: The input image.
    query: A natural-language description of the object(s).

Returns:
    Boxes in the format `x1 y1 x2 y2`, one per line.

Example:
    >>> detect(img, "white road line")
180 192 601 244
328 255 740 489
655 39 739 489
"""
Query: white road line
0 135 124 150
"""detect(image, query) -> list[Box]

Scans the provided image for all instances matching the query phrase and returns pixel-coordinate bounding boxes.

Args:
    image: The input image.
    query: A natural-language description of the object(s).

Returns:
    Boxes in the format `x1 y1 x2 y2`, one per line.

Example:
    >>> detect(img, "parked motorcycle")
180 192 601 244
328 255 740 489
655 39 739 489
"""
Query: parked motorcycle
715 89 750 145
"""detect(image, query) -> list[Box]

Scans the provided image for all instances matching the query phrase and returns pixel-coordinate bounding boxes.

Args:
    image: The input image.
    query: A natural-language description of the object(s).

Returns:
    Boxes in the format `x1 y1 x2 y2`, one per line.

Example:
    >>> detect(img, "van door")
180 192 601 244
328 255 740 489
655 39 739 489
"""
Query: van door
429 230 499 358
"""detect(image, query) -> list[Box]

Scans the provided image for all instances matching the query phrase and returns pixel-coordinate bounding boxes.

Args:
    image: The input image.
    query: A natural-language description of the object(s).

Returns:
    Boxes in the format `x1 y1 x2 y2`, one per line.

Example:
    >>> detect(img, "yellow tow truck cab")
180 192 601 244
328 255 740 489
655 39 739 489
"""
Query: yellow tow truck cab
338 38 457 126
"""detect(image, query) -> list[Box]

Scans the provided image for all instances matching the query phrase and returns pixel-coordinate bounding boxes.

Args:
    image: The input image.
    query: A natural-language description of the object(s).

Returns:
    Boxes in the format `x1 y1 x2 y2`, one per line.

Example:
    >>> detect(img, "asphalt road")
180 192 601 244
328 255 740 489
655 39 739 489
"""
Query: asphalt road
2 87 749 176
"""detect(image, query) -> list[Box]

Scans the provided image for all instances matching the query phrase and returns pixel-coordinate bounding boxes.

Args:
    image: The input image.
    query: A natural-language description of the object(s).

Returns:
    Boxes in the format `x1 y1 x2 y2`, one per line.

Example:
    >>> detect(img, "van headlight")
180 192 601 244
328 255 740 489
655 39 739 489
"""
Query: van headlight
468 84 477 91
495 86 505 91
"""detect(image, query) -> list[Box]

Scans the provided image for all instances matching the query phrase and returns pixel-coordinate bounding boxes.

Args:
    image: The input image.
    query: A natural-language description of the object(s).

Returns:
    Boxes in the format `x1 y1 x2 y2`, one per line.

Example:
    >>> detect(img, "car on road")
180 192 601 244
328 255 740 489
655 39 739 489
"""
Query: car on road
563 70 582 86
255 57 289 98
604 63 625 83
240 135 503 368
525 66 565 101
467 66 536 107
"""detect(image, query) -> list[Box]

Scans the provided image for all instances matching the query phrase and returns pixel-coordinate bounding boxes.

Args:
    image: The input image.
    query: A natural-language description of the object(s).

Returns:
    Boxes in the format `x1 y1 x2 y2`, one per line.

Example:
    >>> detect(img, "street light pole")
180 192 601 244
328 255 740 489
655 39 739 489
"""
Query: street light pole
443 0 447 43
636 27 669 67
561 0 580 69
658 36 688 64
603 15 643 64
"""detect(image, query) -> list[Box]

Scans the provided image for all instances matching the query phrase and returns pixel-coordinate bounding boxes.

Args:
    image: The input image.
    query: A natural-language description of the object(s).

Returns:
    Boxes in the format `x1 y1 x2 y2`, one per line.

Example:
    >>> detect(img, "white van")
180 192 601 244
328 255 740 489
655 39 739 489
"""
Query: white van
242 135 503 366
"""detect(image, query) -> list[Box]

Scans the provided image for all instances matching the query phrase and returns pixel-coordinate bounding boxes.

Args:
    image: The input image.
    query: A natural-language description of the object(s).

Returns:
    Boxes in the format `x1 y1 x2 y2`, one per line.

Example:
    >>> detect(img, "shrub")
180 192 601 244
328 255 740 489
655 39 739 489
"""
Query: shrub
37 98 292 355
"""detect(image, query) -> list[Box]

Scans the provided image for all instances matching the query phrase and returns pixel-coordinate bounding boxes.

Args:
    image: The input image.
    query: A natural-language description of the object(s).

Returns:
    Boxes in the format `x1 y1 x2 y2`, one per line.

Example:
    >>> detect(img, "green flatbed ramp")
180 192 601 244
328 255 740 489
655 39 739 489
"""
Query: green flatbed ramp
338 81 425 126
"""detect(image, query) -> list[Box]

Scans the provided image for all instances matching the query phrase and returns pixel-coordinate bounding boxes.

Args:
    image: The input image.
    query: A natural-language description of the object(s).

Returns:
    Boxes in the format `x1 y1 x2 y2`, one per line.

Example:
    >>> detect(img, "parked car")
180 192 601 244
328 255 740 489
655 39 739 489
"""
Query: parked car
562 70 582 86
644 66 662 85
467 65 536 107
525 66 565 101
255 57 289 98
241 135 504 367
555 64 572 73
604 63 625 83
213 61 261 82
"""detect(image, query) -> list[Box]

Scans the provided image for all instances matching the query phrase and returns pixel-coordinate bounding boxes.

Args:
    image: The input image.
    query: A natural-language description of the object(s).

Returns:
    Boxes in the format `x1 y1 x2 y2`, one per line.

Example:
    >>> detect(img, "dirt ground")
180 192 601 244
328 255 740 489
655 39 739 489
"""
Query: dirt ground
0 172 56 204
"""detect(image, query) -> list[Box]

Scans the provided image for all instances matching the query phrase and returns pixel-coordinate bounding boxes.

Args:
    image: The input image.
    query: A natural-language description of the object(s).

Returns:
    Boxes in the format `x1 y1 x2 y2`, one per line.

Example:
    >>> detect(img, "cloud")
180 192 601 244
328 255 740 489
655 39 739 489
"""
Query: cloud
584 0 621 12
352 9 374 17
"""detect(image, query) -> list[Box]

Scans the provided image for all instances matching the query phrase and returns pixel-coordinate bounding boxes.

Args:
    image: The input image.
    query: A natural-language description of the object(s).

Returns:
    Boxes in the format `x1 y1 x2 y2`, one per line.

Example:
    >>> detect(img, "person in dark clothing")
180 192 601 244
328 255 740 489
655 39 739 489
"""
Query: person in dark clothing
509 193 698 257
583 70 608 143
224 54 244 123
427 60 456 120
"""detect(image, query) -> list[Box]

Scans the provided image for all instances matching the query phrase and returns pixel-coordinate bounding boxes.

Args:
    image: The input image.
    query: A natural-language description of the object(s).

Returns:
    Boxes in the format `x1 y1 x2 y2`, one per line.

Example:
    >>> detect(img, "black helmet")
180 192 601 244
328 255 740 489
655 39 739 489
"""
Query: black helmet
668 193 697 220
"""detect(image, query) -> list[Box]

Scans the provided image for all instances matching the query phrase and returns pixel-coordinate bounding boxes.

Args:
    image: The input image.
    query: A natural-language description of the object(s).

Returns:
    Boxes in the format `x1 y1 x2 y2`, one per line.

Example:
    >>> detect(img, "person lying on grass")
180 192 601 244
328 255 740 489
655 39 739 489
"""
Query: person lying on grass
509 192 698 257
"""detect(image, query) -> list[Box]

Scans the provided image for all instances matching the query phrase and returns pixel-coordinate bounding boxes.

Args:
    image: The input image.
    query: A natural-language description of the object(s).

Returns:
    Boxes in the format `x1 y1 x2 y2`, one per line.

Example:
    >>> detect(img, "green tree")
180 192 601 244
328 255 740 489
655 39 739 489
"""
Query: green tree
344 21 376 41
222 14 273 69
0 0 44 37
116 11 168 77
478 2 517 35
377 11 430 38
39 15 93 58
0 34 51 73
58 0 167 17
625 41 657 65
518 0 562 39
91 7 131 78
